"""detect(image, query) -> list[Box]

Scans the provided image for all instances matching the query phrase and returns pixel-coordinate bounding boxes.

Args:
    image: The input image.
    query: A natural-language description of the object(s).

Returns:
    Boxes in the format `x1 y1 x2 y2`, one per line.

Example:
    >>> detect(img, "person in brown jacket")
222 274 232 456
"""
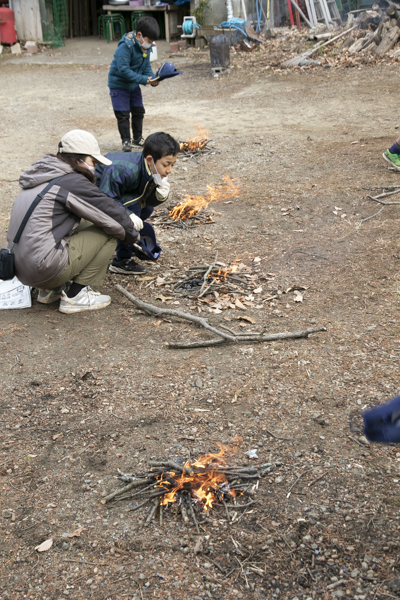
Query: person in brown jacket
6 130 140 314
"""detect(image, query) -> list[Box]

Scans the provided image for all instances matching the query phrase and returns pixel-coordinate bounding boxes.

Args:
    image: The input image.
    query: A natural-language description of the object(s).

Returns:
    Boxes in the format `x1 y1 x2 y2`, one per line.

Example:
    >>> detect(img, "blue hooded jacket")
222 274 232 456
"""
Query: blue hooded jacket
96 152 163 210
108 32 155 92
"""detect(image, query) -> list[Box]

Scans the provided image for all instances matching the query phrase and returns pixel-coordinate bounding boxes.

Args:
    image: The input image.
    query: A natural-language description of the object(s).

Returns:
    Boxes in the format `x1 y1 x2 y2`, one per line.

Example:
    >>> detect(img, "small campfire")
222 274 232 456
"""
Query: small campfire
169 175 239 222
174 257 252 298
101 437 270 529
179 124 217 162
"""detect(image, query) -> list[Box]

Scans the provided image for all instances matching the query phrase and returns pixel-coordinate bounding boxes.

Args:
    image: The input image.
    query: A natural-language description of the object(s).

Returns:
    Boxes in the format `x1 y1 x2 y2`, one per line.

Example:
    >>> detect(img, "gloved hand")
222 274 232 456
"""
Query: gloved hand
155 177 170 201
129 213 144 231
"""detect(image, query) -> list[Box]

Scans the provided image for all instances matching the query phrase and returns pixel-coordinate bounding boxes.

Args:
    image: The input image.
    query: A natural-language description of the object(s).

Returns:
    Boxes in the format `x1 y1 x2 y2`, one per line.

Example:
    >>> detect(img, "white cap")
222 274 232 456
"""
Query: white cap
58 130 112 166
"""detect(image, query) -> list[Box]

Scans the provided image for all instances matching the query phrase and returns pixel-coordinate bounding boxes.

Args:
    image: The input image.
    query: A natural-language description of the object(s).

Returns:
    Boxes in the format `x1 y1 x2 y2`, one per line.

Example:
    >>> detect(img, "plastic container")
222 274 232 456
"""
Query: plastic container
209 34 230 68
0 6 17 45
150 41 157 62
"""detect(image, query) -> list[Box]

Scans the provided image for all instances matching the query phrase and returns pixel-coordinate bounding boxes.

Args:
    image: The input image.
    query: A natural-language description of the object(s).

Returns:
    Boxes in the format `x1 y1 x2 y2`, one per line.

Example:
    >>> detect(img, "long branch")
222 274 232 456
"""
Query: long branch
167 327 326 349
115 285 236 342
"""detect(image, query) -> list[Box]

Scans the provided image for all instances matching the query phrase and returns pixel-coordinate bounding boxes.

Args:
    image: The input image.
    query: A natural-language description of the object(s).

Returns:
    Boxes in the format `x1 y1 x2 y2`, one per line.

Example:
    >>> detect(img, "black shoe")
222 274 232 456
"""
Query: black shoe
122 140 133 152
132 137 145 147
108 258 147 275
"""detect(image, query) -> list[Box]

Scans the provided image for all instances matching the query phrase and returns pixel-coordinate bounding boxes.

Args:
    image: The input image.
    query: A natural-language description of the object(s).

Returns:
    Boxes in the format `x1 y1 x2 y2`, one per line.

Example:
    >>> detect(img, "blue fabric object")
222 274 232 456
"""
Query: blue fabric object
218 18 248 37
109 87 143 111
389 142 400 155
116 205 154 261
363 395 400 443
174 0 190 5
96 152 163 210
153 62 182 81
108 32 155 92
132 222 161 261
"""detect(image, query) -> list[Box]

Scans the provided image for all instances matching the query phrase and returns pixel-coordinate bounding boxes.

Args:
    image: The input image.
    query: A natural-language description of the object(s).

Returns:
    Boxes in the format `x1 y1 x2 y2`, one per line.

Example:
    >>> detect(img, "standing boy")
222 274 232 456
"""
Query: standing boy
96 131 180 275
108 16 160 152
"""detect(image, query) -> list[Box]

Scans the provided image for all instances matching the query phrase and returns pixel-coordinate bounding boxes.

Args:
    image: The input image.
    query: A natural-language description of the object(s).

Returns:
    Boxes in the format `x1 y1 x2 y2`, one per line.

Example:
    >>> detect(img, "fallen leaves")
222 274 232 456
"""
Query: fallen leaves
68 526 86 538
35 539 53 552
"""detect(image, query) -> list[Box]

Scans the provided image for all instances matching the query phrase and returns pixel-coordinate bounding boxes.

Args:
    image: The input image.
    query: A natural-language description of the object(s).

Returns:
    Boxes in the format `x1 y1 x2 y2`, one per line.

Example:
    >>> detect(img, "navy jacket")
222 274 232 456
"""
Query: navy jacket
108 32 155 92
96 152 164 210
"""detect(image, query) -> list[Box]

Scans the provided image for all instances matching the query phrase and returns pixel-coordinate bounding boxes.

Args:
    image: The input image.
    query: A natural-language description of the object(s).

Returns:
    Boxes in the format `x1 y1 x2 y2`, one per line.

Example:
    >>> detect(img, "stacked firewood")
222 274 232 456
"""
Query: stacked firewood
345 3 400 57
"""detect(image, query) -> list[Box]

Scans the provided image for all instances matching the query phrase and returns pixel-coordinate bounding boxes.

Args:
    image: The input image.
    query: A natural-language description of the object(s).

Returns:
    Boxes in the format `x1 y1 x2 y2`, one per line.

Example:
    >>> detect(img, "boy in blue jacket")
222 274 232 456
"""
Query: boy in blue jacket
96 132 180 275
108 16 160 152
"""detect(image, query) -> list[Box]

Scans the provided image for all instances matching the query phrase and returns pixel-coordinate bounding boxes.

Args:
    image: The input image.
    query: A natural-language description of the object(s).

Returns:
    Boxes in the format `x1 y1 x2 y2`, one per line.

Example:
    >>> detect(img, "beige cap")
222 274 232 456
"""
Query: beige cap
58 130 112 166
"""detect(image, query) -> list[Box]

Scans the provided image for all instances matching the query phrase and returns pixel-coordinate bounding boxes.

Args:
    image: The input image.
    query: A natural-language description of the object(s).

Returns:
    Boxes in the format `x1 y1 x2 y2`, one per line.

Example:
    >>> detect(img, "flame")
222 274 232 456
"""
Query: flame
180 123 209 152
157 437 243 511
169 175 239 221
213 256 241 282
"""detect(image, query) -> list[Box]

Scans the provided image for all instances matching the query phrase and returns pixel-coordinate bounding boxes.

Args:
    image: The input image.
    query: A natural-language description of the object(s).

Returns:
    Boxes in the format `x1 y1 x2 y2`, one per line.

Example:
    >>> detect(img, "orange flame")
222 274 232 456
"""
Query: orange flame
157 437 243 511
180 123 209 152
213 256 241 282
169 175 239 221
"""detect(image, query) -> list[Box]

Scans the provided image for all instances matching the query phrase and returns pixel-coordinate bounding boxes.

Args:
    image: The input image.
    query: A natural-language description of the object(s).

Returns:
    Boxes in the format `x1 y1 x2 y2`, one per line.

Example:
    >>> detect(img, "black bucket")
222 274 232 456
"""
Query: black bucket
209 34 230 68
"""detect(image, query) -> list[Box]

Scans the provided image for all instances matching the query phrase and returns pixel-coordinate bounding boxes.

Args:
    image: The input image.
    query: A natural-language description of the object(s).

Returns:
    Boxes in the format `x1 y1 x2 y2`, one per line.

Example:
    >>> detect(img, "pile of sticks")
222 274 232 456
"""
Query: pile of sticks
150 206 215 229
179 139 218 163
173 265 252 298
101 460 277 529
359 184 400 225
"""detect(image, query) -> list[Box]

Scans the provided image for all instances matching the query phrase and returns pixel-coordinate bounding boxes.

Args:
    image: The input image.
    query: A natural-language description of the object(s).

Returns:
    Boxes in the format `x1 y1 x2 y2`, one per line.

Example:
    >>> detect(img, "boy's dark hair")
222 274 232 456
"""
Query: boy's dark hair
143 132 180 161
56 153 96 183
136 16 160 41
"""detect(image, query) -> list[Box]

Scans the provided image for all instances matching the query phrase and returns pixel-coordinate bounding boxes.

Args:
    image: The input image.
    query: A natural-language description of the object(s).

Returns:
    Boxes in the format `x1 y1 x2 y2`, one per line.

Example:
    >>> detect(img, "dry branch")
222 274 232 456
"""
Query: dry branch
115 285 236 342
167 327 326 349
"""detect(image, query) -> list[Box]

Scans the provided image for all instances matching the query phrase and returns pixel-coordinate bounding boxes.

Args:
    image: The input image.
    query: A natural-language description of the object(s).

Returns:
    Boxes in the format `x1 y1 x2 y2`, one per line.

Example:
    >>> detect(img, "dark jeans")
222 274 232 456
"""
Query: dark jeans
109 88 145 142
116 204 154 262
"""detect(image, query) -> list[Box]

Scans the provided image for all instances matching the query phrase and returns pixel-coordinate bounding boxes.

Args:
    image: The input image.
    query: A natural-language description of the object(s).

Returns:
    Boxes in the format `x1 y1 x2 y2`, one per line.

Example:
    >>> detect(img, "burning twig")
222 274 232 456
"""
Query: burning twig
169 175 239 221
102 438 266 527
199 251 218 296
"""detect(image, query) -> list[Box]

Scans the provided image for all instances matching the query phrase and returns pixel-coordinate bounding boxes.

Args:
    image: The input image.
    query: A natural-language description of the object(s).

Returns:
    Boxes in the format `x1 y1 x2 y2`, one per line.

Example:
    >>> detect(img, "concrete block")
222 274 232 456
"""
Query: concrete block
24 40 36 49
178 39 187 49
0 45 3 55
26 44 38 53
195 37 206 49
11 43 21 55
170 41 179 53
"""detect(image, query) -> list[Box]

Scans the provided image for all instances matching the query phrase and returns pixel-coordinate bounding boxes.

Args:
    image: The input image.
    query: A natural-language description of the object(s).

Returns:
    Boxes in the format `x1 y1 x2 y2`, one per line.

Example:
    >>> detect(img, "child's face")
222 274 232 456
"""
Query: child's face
137 32 154 46
146 154 178 178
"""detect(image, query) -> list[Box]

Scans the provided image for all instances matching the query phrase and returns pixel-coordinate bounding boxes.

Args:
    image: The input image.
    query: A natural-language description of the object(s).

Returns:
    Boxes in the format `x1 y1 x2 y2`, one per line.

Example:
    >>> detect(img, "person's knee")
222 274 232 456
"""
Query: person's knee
114 110 130 123
130 106 145 118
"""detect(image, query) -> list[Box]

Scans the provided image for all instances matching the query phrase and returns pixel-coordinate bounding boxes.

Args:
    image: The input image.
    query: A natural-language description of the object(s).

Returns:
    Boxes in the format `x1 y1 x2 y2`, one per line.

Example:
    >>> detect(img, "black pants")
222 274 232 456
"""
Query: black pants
114 107 145 142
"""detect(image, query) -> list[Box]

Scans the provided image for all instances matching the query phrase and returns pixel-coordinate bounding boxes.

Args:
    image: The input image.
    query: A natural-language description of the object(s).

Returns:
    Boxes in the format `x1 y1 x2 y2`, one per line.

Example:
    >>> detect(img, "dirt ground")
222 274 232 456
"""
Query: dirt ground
2 36 400 600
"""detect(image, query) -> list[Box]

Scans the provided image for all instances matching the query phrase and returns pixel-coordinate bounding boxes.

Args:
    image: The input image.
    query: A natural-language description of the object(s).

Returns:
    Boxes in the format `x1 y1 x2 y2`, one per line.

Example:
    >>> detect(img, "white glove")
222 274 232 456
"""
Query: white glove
129 213 143 231
155 177 170 201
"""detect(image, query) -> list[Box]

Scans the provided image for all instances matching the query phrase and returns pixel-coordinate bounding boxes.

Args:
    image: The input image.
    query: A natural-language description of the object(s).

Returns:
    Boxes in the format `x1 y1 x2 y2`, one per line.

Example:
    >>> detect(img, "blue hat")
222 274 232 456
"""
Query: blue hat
132 222 162 262
363 394 400 443
154 62 182 81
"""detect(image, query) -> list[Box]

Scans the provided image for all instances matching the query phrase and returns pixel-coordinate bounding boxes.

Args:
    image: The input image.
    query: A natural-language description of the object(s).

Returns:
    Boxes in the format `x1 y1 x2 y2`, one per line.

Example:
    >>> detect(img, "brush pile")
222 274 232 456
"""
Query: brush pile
101 438 274 529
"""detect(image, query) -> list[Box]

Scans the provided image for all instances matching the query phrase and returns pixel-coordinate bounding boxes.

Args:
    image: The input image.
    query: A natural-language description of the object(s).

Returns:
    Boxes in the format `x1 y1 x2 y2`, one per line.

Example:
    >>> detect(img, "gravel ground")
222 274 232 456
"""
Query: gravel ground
1 37 400 600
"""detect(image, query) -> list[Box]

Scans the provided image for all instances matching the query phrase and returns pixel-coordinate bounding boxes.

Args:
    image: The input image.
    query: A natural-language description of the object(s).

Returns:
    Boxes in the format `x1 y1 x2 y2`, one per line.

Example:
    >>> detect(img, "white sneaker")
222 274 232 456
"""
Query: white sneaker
37 286 64 304
59 286 111 314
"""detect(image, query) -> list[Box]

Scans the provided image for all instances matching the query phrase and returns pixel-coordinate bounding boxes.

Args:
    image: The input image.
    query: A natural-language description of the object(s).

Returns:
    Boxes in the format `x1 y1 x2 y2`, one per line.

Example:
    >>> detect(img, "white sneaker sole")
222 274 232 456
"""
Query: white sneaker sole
382 152 400 171
59 299 111 314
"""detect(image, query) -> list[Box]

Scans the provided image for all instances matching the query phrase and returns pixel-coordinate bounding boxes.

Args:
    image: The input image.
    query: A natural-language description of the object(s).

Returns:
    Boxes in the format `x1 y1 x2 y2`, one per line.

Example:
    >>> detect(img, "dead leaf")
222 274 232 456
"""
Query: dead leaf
194 538 203 554
341 213 347 219
284 285 308 294
253 257 261 262
242 301 253 307
155 296 174 302
140 276 156 281
155 277 166 286
253 287 262 294
235 299 246 311
52 433 63 441
68 526 86 538
294 292 303 302
236 315 256 324
35 539 53 552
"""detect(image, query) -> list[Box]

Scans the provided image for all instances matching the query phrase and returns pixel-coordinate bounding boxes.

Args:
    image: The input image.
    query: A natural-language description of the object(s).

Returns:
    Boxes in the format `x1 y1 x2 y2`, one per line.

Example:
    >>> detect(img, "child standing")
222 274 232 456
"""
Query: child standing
96 132 180 275
383 137 400 171
108 16 160 152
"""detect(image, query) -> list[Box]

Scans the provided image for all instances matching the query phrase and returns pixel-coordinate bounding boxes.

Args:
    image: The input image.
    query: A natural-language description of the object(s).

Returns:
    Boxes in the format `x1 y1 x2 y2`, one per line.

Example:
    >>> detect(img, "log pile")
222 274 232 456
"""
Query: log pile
345 4 400 57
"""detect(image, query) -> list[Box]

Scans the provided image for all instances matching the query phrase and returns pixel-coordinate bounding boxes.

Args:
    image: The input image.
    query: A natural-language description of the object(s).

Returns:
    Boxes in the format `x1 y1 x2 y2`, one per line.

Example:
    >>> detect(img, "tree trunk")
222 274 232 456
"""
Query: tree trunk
375 25 400 55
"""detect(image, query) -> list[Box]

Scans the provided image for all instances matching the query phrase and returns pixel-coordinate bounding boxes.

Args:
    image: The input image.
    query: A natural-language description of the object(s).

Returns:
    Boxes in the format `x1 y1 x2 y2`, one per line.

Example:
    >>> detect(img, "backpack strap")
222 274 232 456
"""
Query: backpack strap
12 175 65 247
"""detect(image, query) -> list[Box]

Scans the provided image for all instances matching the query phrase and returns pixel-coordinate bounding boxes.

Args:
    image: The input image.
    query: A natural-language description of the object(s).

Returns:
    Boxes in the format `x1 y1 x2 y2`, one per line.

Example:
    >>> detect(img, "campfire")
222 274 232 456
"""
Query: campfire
174 257 250 298
169 174 239 221
101 437 270 528
179 124 217 161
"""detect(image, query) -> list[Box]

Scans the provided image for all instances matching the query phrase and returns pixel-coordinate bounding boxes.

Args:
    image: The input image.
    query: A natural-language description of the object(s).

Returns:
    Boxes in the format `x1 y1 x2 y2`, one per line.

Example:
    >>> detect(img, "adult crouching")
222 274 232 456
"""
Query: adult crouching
6 130 140 314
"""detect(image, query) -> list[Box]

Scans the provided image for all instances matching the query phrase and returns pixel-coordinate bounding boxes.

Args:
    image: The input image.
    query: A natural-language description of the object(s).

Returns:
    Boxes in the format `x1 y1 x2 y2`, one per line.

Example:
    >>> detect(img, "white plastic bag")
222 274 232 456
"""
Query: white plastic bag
0 276 32 309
